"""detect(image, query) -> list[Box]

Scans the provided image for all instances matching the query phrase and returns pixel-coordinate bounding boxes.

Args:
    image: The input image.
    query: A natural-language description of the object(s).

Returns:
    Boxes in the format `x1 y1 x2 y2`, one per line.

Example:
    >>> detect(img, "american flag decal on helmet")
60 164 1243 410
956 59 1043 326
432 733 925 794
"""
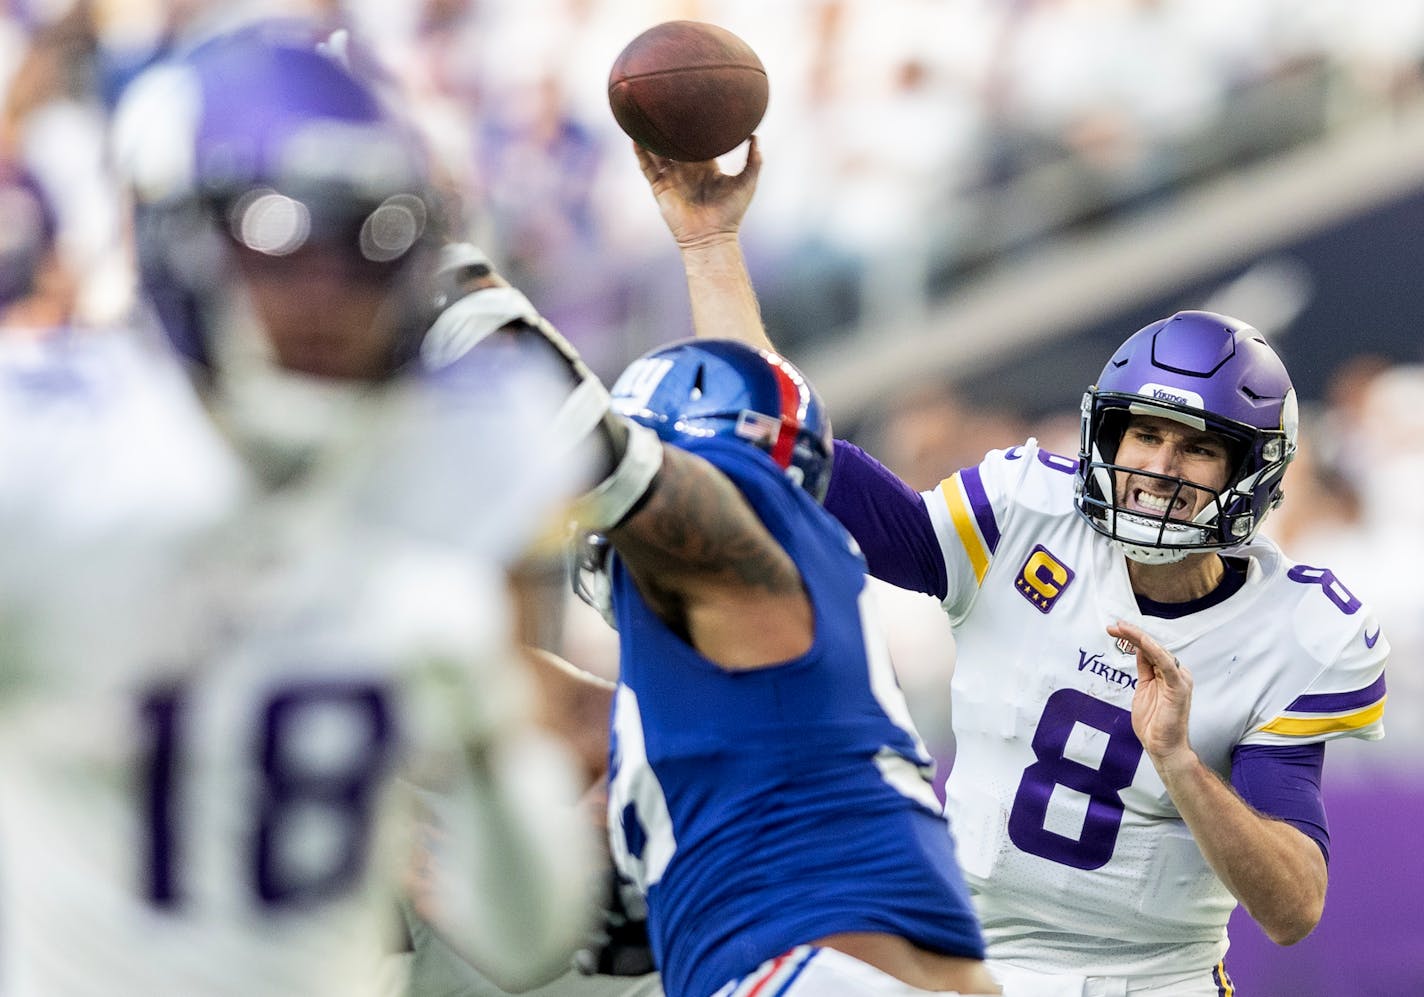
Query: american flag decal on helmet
735 409 781 448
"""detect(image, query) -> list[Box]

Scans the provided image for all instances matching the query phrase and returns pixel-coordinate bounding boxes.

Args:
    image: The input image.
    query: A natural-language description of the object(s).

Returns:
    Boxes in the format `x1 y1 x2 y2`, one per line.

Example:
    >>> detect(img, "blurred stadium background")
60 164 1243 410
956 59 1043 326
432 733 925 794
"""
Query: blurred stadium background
2 0 1419 993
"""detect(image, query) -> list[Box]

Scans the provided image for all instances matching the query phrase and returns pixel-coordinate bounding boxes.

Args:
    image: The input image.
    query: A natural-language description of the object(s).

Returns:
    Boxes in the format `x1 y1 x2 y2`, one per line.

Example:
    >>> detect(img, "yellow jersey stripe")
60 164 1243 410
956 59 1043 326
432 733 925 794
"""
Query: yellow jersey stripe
1260 697 1386 737
940 473 990 585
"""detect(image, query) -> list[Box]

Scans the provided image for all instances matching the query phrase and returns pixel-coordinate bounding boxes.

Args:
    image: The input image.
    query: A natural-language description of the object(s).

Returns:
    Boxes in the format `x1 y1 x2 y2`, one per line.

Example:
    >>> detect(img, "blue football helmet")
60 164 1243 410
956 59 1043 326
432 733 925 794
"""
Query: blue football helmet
1075 310 1298 563
610 338 834 502
114 18 441 374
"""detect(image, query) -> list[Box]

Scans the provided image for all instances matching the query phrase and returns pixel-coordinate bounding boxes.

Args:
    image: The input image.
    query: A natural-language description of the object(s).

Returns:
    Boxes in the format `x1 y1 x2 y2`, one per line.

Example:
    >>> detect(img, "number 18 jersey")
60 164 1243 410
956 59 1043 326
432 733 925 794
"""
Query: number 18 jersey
922 441 1387 977
0 334 577 995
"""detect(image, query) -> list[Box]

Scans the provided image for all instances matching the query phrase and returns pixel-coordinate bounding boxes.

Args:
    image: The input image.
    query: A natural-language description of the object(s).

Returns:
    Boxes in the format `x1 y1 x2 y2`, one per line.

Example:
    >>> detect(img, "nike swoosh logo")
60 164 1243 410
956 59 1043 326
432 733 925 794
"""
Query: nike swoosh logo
1365 627 1381 649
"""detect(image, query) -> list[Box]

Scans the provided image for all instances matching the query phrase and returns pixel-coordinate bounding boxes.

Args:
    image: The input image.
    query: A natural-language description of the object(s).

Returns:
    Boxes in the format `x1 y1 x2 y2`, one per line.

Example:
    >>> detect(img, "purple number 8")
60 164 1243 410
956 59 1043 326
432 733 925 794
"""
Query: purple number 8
1007 689 1142 870
1287 565 1362 615
255 682 396 905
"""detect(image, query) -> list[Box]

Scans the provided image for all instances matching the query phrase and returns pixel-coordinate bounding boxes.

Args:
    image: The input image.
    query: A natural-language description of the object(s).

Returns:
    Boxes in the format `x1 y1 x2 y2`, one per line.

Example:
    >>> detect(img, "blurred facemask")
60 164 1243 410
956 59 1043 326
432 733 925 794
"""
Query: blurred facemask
205 284 375 486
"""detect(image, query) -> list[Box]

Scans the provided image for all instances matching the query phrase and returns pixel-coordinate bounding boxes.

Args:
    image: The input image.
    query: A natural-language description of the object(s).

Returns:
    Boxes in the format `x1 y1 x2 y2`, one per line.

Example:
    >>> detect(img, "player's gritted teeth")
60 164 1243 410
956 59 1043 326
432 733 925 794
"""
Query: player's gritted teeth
1122 482 1196 520
1134 489 1183 513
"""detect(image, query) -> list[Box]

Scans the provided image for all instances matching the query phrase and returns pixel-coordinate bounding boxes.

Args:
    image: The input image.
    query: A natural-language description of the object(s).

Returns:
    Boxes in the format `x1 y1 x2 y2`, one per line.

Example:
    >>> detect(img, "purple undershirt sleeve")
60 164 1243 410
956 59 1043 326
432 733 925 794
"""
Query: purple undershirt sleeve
824 440 949 601
1231 742 1330 864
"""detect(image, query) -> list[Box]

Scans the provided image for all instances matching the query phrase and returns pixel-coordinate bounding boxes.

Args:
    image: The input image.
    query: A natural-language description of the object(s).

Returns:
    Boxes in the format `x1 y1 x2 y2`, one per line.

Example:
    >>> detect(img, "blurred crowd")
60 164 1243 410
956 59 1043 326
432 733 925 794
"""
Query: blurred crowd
2 0 1419 762
6 0 1424 366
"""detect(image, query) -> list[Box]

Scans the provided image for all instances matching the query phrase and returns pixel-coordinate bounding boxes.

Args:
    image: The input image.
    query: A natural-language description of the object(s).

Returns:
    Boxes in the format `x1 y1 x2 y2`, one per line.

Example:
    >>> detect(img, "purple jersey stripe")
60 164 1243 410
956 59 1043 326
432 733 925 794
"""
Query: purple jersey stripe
1284 673 1386 714
959 465 1000 555
1212 960 1234 995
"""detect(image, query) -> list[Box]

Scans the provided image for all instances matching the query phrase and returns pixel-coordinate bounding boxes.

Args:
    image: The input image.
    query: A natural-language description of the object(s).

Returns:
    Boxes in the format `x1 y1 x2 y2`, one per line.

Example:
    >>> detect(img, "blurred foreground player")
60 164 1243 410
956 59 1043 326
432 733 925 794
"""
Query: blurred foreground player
381 250 663 997
0 21 598 995
572 337 999 997
635 142 1389 995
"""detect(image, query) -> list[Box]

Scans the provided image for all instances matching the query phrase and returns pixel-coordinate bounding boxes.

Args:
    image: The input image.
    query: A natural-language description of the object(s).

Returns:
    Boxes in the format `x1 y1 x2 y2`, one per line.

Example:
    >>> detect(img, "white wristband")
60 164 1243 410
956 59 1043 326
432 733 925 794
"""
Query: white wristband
573 419 663 533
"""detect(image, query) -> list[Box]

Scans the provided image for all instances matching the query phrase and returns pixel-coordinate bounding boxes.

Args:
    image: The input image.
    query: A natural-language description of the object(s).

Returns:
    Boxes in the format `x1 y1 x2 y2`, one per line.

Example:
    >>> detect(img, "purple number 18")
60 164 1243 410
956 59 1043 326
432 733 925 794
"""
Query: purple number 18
140 680 396 909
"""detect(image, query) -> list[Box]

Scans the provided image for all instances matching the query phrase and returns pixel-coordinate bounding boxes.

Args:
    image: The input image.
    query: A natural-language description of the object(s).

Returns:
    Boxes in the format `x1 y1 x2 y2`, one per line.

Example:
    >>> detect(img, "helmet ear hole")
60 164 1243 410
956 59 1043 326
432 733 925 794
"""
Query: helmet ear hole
1224 437 1251 481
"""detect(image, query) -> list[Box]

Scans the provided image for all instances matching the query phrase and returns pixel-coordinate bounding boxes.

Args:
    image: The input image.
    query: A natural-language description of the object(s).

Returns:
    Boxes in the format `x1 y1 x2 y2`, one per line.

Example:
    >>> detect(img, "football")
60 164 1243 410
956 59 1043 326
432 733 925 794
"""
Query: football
607 21 768 162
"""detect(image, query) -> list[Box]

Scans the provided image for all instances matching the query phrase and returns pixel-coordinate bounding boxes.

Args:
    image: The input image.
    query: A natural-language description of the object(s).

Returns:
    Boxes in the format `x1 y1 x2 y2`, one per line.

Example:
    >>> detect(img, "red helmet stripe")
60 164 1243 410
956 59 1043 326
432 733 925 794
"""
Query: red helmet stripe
767 354 802 469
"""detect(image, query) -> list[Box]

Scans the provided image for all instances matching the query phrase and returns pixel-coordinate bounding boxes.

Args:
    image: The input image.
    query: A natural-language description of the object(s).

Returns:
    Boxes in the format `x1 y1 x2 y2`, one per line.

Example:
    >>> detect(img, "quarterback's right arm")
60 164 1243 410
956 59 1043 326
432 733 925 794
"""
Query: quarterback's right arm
633 141 774 352
631 142 985 615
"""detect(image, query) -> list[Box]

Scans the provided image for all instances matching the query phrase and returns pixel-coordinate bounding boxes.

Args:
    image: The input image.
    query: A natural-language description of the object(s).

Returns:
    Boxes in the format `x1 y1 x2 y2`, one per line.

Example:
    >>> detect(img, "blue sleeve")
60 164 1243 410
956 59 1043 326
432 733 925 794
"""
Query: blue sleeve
1230 742 1330 864
824 440 948 600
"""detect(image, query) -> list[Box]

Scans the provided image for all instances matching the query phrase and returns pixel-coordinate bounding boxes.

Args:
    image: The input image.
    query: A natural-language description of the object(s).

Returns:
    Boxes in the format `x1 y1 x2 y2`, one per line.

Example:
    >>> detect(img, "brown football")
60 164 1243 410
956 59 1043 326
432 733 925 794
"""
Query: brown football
608 21 768 162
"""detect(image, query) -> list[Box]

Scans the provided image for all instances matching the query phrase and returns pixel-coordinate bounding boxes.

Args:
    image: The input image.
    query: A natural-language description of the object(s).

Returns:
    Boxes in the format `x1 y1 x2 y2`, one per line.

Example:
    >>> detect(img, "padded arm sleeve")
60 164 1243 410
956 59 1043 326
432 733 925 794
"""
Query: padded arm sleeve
824 439 948 600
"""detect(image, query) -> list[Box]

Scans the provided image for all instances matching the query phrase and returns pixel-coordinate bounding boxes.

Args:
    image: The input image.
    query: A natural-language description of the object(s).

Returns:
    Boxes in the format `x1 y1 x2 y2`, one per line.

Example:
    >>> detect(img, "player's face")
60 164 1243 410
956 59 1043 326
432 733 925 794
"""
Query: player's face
233 243 399 380
1112 415 1232 522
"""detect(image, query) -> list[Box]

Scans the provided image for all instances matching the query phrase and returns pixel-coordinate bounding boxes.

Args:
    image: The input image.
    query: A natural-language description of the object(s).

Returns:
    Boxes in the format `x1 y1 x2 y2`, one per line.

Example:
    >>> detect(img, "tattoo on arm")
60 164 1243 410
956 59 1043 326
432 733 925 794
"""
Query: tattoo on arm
609 447 802 602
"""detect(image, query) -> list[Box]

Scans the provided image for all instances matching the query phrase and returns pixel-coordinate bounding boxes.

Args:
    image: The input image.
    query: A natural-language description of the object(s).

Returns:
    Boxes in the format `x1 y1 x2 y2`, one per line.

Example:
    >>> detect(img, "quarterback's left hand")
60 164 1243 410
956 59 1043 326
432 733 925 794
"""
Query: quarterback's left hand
1108 619 1196 772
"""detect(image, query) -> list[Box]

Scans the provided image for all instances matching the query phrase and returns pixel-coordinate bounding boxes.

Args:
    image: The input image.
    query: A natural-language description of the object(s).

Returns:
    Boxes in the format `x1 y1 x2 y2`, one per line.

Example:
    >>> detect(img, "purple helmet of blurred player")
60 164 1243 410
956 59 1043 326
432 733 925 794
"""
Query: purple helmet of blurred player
611 337 834 502
115 18 441 374
112 18 445 476
1075 309 1298 563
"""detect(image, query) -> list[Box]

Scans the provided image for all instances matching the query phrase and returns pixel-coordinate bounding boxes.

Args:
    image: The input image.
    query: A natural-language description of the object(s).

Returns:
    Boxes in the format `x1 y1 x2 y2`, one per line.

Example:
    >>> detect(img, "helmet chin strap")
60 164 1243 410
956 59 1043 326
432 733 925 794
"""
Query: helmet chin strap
1113 536 1193 564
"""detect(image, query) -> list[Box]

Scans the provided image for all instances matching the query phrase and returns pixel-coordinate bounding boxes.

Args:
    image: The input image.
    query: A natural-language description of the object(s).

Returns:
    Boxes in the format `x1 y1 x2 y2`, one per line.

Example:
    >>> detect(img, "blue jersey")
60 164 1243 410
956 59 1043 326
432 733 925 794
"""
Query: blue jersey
605 437 984 997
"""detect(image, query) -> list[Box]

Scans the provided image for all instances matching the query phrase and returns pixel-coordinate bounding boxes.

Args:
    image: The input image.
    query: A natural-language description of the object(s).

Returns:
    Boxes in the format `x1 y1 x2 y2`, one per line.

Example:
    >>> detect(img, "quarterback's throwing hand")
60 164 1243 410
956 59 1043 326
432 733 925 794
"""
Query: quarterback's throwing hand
634 138 761 250
1107 619 1195 772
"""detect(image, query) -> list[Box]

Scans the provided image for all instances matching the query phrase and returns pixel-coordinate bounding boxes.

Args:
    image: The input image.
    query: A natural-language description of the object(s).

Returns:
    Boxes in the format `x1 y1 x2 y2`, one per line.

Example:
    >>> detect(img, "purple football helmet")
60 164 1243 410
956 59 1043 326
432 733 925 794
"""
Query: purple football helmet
1075 310 1298 562
609 338 834 502
114 18 440 374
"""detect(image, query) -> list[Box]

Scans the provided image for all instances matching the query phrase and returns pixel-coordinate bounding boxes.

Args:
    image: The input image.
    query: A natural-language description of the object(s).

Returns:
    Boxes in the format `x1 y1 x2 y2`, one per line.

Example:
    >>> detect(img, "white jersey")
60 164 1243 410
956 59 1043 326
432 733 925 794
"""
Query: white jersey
922 440 1387 977
0 333 589 995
